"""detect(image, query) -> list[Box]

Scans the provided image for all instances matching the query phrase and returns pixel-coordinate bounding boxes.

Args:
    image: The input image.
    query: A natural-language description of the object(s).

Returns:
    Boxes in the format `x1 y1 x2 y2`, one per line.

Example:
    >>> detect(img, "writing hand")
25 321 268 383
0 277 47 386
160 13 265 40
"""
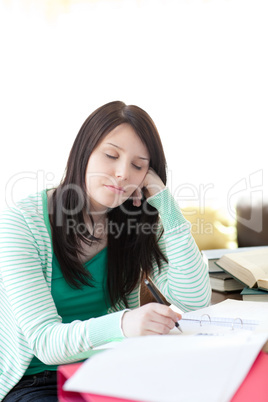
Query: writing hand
121 303 181 337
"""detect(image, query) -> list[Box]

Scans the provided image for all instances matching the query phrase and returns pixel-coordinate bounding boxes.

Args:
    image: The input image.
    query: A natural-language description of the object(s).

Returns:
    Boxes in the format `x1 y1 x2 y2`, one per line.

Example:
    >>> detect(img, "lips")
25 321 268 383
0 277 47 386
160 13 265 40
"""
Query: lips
104 185 125 194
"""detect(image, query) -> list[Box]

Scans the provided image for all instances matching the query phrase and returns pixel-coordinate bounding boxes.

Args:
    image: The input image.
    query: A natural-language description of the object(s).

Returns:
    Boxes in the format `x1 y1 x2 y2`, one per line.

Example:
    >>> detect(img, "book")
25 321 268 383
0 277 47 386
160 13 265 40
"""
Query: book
211 291 242 304
59 351 268 402
62 300 268 402
202 246 268 273
241 287 268 302
63 329 267 402
209 272 244 292
216 248 268 290
202 249 226 273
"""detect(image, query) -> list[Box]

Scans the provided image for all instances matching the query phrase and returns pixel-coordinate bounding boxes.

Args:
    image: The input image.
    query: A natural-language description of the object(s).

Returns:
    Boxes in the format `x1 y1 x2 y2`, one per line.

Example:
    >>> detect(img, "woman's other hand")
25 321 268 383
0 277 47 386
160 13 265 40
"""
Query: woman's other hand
131 168 165 207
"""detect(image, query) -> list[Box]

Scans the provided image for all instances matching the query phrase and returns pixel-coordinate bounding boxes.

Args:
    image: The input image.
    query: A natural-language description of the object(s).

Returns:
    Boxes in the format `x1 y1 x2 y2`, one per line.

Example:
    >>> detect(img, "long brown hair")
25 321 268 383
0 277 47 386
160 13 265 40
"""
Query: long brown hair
49 101 168 309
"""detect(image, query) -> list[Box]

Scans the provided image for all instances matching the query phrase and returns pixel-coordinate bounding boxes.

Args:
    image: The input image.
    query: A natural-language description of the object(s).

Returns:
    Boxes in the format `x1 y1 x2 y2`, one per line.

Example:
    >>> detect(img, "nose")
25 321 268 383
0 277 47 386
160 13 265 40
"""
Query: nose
115 160 129 181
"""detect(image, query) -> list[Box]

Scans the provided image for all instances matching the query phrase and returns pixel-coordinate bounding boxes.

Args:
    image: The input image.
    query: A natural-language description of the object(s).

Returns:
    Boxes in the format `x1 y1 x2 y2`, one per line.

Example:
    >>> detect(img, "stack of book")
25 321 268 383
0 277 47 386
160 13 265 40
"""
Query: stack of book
241 288 268 302
202 246 268 302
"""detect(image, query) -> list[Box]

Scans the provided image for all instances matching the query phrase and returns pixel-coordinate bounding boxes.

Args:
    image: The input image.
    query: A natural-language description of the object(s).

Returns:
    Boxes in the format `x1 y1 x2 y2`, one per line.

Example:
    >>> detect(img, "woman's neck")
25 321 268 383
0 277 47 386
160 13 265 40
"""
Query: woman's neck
47 188 108 263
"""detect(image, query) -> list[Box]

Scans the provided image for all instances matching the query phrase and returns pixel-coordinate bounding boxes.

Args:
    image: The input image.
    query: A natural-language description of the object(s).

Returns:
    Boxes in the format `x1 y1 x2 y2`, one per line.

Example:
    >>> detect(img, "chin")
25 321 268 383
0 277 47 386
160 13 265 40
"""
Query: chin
106 198 128 209
91 194 128 211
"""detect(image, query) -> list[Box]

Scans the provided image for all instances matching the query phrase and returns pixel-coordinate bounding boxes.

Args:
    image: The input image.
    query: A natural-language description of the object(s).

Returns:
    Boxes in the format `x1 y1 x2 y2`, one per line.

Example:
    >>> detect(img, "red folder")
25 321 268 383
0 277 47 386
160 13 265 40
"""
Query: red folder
58 351 268 402
57 363 137 402
231 350 268 402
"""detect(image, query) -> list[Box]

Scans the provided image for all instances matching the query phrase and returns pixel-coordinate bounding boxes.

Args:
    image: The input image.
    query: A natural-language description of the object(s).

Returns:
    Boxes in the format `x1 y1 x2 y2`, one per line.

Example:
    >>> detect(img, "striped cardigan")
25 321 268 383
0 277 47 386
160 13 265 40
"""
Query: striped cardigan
0 187 211 399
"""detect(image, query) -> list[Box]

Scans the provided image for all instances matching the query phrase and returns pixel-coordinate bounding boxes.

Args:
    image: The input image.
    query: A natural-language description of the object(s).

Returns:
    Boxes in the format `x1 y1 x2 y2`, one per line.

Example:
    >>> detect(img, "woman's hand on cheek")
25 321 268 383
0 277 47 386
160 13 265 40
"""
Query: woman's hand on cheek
131 168 165 207
141 168 166 199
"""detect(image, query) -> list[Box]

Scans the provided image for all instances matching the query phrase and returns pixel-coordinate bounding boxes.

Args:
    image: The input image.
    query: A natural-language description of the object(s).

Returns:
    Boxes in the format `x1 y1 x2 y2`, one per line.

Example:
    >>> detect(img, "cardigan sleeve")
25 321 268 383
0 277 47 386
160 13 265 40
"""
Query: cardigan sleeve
0 203 126 366
146 187 211 312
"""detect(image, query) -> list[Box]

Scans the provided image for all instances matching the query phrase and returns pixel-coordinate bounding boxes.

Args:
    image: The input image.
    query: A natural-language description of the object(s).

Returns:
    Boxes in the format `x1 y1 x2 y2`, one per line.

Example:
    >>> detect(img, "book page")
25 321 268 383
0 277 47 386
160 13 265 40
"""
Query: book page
216 256 256 287
243 252 268 274
257 278 268 289
181 299 268 327
64 332 268 402
226 250 268 282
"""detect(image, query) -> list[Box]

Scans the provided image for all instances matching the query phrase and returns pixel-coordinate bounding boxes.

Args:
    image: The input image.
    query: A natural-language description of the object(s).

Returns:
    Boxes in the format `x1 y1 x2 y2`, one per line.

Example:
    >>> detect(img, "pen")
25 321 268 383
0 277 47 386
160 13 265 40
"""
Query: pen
144 279 183 333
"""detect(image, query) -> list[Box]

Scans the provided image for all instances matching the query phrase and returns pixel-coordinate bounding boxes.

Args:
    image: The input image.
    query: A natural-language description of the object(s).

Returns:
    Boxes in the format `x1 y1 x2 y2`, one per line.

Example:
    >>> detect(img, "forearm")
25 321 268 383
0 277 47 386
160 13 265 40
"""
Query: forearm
2 270 126 365
32 311 126 364
2 274 126 365
0 208 126 366
147 188 211 312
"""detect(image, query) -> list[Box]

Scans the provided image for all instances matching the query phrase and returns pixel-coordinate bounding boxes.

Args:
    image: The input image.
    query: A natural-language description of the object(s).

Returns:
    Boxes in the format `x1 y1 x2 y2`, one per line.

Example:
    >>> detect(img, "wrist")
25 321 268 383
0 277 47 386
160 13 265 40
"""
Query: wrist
121 309 131 337
144 182 166 198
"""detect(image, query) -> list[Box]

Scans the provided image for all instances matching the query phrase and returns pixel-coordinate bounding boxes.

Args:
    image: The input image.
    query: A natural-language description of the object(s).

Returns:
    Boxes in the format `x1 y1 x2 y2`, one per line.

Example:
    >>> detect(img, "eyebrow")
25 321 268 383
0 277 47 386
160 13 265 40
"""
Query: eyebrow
106 142 150 161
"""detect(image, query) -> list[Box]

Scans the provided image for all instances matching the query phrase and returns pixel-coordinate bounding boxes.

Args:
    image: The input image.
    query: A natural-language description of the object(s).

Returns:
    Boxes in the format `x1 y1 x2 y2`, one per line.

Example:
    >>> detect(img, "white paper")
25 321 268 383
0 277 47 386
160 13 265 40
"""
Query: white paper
64 332 267 402
182 299 268 324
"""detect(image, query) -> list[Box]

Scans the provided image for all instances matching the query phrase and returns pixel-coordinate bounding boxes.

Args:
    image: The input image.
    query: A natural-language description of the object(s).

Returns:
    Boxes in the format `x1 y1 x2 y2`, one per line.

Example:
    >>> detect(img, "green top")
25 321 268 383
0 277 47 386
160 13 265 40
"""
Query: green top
0 187 211 400
25 195 110 375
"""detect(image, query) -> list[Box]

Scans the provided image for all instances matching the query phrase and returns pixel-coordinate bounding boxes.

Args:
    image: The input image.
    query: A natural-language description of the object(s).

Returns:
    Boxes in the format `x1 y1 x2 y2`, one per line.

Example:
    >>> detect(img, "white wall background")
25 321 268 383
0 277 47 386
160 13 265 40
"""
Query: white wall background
0 0 267 218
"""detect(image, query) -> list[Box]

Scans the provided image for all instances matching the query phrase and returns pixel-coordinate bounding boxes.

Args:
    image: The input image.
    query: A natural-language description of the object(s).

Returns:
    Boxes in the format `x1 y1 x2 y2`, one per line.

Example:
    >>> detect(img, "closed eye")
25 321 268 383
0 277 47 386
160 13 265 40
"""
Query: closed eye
106 154 142 170
132 164 142 170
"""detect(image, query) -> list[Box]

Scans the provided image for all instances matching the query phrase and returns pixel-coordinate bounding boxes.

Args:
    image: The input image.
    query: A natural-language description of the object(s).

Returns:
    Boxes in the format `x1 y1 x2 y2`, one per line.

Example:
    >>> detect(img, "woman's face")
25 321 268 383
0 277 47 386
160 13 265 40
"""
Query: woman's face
85 123 150 215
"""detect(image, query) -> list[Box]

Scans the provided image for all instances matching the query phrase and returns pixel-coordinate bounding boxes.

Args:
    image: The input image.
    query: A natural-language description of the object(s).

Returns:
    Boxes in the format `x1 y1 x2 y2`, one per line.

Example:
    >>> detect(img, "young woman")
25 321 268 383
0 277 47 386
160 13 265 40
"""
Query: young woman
0 101 211 401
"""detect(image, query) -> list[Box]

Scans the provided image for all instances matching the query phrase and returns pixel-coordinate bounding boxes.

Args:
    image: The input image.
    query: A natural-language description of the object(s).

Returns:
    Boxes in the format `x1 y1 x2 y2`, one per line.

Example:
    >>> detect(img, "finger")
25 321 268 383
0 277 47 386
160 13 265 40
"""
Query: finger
132 187 142 207
146 314 178 335
141 308 177 335
146 322 173 335
151 303 182 324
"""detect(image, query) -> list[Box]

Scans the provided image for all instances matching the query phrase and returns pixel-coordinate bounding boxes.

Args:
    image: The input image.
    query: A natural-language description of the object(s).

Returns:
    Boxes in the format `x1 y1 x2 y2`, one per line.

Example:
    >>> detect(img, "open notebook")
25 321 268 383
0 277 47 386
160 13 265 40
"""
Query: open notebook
63 300 268 402
176 299 268 335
